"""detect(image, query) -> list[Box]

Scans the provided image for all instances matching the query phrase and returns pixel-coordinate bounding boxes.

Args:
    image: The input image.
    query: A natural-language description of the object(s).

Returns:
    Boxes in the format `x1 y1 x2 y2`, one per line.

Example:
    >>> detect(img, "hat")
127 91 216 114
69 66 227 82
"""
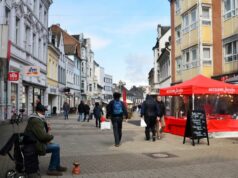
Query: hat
36 103 47 113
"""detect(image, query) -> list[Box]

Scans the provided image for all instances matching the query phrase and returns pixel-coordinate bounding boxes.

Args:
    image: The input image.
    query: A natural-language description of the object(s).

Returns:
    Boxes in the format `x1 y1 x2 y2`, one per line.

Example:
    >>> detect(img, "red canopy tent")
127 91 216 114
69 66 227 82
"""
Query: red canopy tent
159 75 238 137
159 74 238 96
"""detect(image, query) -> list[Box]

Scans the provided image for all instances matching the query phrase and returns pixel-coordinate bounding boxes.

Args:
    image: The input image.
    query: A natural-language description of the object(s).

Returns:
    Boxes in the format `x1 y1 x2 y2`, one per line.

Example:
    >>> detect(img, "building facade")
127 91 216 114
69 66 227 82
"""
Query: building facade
103 74 113 102
169 0 238 84
152 25 171 90
0 0 52 120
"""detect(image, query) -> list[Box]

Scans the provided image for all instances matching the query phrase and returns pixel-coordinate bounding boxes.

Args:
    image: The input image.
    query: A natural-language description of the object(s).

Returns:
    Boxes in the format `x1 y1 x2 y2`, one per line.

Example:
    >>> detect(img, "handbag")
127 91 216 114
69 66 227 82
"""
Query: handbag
101 121 111 130
140 118 147 127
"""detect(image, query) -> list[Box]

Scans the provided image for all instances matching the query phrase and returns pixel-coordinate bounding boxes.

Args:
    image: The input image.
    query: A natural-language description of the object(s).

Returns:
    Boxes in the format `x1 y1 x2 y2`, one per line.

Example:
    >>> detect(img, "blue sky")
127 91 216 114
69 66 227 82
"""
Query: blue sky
49 0 170 89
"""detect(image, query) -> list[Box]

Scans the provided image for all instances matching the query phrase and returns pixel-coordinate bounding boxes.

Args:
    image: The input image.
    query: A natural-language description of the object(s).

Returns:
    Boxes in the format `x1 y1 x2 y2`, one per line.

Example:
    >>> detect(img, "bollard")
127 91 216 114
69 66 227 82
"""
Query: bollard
72 161 80 175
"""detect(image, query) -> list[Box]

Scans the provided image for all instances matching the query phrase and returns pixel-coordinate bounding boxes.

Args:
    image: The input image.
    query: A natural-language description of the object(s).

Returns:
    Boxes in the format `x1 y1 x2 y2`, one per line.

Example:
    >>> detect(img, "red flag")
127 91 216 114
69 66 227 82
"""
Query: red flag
122 87 127 108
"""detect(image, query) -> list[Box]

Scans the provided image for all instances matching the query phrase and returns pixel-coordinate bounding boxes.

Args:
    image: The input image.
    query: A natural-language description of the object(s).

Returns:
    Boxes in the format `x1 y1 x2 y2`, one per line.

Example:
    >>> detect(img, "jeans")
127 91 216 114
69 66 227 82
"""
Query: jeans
78 113 84 122
111 117 123 145
46 143 60 170
95 117 101 128
64 111 69 120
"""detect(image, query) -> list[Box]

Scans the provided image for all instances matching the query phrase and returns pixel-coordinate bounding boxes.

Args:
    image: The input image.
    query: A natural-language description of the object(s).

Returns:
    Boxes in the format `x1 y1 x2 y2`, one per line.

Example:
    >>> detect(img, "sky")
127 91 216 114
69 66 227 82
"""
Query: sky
49 0 170 89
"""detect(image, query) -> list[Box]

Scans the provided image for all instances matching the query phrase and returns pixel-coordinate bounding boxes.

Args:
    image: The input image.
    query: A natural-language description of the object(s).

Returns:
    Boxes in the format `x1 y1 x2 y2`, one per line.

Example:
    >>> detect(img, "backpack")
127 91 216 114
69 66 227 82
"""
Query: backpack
113 100 123 115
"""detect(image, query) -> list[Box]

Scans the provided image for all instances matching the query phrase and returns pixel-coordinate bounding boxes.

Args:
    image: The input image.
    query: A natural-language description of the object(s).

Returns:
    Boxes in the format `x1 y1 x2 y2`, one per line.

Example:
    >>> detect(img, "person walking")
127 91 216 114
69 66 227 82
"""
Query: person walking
84 102 90 122
93 102 104 128
77 101 85 122
156 95 166 139
107 92 128 147
25 102 67 176
141 94 160 142
62 101 70 120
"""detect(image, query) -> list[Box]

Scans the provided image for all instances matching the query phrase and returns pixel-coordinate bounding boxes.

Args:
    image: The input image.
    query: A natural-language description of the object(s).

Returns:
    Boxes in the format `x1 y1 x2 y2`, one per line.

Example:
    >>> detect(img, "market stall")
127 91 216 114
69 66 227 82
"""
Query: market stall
160 75 238 137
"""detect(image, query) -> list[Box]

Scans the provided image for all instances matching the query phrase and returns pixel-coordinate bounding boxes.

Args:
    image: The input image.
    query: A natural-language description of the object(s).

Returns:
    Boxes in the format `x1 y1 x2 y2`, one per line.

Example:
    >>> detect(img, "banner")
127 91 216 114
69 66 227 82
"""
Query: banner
24 66 40 76
122 87 127 108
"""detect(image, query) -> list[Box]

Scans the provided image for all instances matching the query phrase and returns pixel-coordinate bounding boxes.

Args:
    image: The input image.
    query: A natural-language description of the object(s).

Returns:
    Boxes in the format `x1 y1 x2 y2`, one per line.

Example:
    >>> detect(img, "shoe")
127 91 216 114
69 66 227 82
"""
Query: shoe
115 144 120 147
153 137 156 142
47 170 63 176
57 166 67 172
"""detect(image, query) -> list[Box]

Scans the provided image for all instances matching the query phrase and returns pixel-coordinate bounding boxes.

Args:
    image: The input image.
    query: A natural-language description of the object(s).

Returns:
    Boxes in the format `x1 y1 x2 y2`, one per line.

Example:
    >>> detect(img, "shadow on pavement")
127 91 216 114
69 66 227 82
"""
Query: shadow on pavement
127 120 140 126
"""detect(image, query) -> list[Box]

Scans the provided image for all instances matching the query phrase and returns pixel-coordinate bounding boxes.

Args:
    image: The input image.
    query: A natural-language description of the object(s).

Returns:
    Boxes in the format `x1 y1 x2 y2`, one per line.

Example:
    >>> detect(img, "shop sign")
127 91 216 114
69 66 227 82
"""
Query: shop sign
8 72 19 81
24 66 40 76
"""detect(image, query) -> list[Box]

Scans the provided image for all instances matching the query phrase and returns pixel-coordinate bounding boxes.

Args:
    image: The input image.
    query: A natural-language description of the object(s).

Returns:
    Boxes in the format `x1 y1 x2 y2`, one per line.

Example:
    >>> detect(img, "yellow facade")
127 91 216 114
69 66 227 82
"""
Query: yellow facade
181 0 197 14
175 67 201 82
223 16 238 39
202 26 212 44
181 29 198 50
47 48 59 87
175 14 182 28
202 66 213 77
201 0 212 4
224 61 238 74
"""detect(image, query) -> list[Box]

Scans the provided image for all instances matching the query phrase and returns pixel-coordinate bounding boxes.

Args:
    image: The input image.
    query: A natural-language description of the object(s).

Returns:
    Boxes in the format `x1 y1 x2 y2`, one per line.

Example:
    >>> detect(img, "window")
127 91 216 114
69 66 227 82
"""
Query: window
203 47 212 65
202 6 211 25
182 46 199 69
224 41 238 62
176 57 182 71
15 17 20 45
5 7 10 24
32 33 36 55
89 84 92 92
175 26 181 43
190 8 197 30
175 0 181 14
182 7 198 34
183 13 189 33
224 0 237 19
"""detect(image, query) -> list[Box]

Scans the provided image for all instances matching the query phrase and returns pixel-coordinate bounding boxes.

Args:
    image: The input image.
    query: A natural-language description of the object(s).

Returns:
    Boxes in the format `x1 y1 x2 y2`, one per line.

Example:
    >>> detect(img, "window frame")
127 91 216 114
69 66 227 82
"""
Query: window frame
202 46 212 65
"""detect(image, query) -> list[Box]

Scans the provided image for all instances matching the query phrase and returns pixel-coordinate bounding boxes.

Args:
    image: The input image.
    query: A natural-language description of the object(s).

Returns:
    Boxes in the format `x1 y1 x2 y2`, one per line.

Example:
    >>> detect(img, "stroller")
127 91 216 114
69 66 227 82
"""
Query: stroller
0 133 39 178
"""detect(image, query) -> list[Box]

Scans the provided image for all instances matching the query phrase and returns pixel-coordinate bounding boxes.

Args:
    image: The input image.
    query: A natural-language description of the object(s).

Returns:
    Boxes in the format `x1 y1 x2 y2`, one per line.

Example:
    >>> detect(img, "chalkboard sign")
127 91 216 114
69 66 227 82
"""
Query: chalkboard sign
183 110 209 146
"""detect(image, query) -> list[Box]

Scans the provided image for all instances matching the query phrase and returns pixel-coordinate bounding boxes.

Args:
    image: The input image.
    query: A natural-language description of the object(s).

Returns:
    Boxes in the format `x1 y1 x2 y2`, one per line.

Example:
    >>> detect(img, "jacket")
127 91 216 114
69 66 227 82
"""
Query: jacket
24 113 53 156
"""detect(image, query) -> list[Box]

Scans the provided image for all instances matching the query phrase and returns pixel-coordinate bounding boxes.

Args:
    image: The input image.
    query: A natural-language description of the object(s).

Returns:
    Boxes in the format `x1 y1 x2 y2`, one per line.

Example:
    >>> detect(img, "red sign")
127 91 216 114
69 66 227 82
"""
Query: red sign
8 72 19 81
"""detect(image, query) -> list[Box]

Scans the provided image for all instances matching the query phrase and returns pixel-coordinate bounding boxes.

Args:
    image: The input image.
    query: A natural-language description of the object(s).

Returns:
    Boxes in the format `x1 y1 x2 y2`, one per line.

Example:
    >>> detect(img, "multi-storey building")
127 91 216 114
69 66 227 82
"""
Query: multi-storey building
152 24 171 90
0 0 52 120
103 74 113 102
169 0 238 84
47 42 60 114
49 25 67 112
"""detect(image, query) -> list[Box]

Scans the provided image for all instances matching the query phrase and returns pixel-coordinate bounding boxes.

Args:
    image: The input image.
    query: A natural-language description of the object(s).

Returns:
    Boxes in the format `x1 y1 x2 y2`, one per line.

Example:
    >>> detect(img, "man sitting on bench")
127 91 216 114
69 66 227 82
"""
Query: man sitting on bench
25 102 67 176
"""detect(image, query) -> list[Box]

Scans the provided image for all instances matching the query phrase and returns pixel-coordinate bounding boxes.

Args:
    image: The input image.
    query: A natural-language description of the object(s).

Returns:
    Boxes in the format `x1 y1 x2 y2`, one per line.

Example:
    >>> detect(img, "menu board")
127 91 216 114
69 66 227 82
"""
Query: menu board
183 110 209 146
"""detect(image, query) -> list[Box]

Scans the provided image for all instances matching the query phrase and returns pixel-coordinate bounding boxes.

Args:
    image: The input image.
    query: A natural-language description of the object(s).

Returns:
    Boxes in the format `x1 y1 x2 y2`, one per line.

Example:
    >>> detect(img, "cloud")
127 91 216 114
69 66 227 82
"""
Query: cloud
84 33 111 51
124 53 152 87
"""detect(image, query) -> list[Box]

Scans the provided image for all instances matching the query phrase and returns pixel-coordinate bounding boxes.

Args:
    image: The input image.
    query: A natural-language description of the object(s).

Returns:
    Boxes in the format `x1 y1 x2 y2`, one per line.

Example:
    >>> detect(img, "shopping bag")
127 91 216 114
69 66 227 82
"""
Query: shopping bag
140 118 147 127
101 121 111 130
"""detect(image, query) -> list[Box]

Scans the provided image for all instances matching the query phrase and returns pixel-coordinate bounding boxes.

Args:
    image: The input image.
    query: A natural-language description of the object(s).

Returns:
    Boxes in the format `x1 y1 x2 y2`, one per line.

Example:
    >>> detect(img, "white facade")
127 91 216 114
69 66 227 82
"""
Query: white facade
0 0 52 120
103 74 113 102
153 25 171 90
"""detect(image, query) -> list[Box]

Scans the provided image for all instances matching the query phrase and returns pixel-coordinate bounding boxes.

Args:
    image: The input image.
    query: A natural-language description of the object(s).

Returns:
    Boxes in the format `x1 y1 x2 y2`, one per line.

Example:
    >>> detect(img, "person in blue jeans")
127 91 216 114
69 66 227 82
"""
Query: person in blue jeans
25 102 67 176
106 92 128 147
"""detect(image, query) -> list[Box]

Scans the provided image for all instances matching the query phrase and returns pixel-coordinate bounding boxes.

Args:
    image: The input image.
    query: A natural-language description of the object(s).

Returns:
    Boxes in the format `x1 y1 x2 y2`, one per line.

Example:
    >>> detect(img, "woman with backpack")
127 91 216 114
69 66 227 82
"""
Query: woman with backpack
106 92 128 147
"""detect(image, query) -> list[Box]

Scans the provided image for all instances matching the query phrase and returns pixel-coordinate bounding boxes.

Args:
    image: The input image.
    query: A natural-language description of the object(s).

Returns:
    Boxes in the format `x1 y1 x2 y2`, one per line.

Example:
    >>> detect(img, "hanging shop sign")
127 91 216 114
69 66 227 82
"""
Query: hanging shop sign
8 72 19 81
24 66 40 76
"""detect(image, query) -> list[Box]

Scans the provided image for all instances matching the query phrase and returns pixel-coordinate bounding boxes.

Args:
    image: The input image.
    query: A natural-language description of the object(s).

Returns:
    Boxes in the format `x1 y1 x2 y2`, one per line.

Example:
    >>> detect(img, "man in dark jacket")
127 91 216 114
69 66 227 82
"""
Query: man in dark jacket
141 95 161 141
25 102 67 176
93 102 104 128
107 92 128 147
78 101 85 122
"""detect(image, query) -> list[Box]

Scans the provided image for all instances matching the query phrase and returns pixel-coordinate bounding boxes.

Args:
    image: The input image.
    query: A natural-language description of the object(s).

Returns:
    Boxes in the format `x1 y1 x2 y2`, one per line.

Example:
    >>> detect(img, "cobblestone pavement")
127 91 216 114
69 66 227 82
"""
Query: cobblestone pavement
1 113 238 177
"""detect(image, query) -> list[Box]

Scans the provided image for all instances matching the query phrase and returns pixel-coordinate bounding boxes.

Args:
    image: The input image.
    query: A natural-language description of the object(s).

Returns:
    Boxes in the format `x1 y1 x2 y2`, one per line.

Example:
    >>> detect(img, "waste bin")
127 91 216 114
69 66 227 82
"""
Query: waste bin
53 106 57 115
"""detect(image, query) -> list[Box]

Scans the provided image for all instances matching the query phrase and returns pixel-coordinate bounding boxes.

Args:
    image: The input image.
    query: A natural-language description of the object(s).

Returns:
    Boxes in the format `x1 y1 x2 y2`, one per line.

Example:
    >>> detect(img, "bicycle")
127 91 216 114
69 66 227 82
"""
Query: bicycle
10 109 25 125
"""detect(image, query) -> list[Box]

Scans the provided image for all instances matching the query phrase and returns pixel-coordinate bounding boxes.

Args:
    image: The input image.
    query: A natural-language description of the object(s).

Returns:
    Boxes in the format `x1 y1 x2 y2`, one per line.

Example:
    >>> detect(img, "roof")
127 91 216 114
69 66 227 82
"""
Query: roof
50 25 81 59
